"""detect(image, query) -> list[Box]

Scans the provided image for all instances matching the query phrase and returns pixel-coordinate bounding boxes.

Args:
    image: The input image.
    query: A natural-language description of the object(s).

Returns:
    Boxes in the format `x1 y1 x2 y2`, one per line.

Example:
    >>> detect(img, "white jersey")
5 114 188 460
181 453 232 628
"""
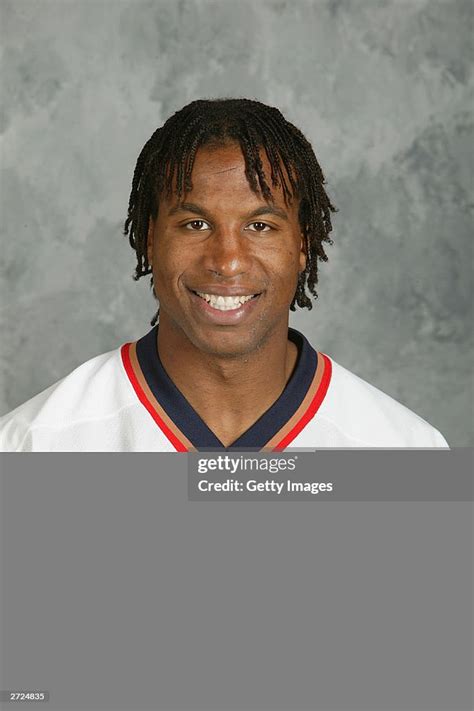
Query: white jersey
0 328 448 452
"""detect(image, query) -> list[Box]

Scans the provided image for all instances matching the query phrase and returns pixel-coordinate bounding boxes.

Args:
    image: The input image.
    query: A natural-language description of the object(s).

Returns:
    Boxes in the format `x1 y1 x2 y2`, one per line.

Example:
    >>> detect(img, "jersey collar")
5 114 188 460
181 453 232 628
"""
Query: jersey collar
121 326 331 451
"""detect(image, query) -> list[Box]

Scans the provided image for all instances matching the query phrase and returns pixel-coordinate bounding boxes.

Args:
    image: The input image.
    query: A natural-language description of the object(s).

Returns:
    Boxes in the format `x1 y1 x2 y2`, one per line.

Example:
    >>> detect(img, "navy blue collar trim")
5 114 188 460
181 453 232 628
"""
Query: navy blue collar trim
135 326 317 451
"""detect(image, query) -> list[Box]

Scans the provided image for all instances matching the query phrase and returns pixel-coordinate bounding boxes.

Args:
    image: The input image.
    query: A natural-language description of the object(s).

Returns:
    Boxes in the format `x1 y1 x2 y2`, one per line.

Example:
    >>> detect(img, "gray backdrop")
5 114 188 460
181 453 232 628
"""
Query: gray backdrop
0 0 472 445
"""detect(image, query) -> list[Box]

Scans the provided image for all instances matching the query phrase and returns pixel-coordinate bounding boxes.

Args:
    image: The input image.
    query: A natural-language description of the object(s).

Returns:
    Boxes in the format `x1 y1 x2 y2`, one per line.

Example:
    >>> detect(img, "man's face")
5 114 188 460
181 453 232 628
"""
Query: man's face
147 142 306 357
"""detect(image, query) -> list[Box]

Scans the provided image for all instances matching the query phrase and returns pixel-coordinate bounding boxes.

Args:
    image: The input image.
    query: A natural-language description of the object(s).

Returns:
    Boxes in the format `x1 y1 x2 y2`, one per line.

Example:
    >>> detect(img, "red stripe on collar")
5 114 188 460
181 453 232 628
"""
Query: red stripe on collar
121 343 190 452
272 354 332 451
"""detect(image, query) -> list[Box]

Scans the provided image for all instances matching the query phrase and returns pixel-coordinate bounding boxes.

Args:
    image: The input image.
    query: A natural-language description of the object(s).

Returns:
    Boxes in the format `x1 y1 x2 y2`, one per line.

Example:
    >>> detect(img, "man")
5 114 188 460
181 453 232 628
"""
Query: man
0 98 448 451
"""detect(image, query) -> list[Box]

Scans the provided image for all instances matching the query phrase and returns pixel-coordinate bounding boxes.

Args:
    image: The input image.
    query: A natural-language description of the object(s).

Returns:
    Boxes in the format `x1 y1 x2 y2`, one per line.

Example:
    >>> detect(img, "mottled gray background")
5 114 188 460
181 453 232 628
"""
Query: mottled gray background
0 0 472 445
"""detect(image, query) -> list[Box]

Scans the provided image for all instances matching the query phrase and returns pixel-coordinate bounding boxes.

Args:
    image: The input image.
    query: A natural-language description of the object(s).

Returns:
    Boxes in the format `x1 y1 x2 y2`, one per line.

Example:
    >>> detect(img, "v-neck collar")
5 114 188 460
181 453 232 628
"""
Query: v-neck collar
121 326 331 451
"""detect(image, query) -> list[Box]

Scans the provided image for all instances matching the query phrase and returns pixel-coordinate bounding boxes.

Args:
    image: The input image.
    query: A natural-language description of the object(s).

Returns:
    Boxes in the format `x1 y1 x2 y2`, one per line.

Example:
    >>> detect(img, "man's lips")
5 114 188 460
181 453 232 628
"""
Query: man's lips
187 285 262 296
187 286 262 322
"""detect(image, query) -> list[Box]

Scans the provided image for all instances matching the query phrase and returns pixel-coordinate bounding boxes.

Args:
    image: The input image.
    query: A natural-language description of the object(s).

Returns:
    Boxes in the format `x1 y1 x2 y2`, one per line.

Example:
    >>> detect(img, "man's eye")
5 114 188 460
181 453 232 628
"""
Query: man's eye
184 220 210 231
247 222 271 232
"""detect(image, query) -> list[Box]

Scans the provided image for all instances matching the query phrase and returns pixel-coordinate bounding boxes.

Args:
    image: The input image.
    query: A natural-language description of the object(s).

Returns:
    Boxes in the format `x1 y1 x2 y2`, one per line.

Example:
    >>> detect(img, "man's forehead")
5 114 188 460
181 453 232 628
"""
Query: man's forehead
190 145 253 177
159 141 299 208
195 164 240 177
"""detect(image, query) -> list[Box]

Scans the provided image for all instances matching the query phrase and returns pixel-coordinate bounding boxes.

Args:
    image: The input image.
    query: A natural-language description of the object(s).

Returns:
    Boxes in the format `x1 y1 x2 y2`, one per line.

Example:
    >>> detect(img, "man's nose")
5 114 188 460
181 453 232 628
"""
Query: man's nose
202 228 252 278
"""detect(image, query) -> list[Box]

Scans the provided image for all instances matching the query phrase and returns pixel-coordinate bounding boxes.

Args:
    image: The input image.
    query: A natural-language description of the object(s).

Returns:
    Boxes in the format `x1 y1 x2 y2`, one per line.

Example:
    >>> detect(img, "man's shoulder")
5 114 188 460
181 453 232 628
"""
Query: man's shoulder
309 355 448 448
0 346 136 451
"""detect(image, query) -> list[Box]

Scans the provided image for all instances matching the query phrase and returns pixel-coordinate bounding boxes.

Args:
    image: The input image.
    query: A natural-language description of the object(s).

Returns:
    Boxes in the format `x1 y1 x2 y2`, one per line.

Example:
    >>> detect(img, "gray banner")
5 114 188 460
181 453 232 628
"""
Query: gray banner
188 450 473 501
1 452 472 711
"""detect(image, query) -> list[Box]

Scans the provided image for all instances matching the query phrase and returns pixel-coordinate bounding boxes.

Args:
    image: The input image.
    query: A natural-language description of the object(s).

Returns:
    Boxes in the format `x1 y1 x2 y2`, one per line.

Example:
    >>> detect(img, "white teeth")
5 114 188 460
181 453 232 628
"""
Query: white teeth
195 292 256 311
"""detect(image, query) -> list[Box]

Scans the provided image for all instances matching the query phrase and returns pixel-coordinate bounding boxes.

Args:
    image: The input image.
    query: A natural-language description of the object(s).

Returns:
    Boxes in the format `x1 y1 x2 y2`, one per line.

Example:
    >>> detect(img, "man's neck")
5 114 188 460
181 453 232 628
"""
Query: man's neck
157 322 298 446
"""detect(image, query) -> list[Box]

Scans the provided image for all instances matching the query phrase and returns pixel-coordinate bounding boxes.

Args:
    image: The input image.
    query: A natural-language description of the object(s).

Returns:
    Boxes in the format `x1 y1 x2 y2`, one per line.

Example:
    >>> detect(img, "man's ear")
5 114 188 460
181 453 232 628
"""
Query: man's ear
147 219 155 267
299 232 307 273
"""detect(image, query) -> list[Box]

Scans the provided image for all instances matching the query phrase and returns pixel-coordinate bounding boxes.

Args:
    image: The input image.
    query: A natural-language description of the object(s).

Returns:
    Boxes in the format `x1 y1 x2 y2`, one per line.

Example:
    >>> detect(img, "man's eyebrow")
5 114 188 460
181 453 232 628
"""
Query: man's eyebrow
167 202 208 217
246 206 289 221
168 202 289 221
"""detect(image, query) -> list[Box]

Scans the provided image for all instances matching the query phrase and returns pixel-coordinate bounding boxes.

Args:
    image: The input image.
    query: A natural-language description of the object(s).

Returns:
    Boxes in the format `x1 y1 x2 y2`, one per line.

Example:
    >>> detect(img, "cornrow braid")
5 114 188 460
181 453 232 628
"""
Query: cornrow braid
124 98 337 324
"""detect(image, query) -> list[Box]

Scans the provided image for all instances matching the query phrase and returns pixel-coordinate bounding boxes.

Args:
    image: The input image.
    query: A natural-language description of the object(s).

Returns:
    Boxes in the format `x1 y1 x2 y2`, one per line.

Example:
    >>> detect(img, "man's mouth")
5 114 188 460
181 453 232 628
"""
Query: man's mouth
194 291 259 312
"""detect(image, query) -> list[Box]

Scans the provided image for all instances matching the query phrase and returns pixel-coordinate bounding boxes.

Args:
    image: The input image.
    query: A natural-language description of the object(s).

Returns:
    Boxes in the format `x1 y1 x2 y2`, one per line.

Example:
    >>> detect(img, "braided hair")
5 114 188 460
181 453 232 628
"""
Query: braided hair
124 98 336 325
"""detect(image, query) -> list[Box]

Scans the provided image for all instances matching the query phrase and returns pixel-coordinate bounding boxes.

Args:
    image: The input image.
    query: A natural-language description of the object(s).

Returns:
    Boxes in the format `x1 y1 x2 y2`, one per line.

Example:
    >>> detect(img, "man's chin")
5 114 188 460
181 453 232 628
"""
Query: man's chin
161 310 284 359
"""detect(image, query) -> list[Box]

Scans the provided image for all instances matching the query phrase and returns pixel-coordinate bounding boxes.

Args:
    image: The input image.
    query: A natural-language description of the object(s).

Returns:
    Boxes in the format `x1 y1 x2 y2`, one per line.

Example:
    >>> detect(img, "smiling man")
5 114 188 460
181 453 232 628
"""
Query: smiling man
0 98 448 450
